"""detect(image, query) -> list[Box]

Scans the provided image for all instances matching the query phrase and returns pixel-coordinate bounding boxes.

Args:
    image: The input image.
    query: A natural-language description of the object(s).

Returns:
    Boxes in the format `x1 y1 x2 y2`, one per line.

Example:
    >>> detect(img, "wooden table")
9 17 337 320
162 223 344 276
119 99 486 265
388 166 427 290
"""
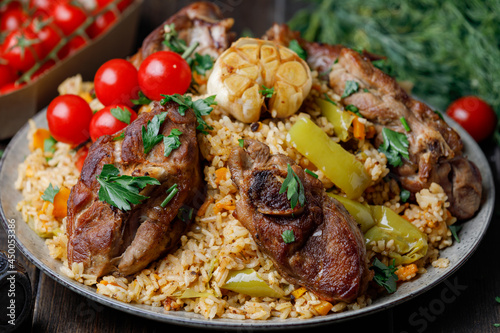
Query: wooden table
2 1 500 332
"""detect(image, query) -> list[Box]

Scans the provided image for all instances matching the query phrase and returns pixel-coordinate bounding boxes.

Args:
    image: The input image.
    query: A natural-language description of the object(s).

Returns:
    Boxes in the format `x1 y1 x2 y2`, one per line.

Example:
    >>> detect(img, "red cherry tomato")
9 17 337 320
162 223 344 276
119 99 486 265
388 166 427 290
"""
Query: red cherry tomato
446 96 497 142
1 29 44 72
1 1 22 15
0 82 25 94
86 10 117 39
0 6 28 32
96 0 132 12
0 64 18 87
29 18 63 58
29 0 54 17
57 35 87 60
138 51 192 101
51 1 87 36
94 59 139 107
74 145 89 172
89 104 137 141
46 94 93 145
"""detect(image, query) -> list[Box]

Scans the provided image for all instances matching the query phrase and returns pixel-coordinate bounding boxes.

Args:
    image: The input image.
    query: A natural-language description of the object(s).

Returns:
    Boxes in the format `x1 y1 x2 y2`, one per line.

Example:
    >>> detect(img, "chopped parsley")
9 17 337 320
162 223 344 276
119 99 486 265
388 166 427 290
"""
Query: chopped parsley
238 139 244 148
281 230 295 244
495 296 500 304
279 164 306 210
44 136 57 154
189 53 214 75
260 85 275 98
400 117 411 132
345 104 363 117
160 183 179 208
163 128 183 157
341 80 359 98
96 164 160 211
449 224 463 243
113 132 125 141
305 168 318 178
378 128 409 167
161 94 217 134
163 23 188 53
110 106 132 125
177 206 194 221
400 189 410 203
41 183 59 203
288 39 307 61
434 109 444 120
371 258 398 293
131 91 152 106
142 112 168 154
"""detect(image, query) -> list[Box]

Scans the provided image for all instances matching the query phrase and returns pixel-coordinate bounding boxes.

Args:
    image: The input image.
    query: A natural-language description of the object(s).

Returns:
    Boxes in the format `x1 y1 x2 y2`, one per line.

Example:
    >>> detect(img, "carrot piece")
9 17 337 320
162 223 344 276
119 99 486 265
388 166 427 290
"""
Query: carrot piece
215 167 228 185
395 264 418 281
32 128 51 151
214 201 236 213
314 301 334 316
352 116 366 141
291 286 307 299
366 126 377 139
197 197 214 217
53 186 71 218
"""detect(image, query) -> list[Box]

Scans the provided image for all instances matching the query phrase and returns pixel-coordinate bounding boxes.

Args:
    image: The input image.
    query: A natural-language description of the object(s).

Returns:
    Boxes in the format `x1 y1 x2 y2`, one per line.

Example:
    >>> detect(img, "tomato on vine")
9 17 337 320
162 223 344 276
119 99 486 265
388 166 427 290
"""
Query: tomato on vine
1 29 44 72
0 64 18 88
29 18 63 58
51 1 87 36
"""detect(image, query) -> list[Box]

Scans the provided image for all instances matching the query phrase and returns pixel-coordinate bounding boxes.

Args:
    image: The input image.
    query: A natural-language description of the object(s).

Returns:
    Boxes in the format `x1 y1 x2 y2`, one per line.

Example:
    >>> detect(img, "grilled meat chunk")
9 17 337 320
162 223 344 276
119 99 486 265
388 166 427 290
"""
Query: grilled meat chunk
329 48 482 219
229 139 371 302
130 1 236 67
67 102 204 277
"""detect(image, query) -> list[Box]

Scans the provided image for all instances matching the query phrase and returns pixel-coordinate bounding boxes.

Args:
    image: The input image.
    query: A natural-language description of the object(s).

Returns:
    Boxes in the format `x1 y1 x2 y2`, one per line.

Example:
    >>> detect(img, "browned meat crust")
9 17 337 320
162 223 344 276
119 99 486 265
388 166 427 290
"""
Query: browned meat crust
67 102 204 277
130 1 236 67
229 139 372 302
329 48 481 219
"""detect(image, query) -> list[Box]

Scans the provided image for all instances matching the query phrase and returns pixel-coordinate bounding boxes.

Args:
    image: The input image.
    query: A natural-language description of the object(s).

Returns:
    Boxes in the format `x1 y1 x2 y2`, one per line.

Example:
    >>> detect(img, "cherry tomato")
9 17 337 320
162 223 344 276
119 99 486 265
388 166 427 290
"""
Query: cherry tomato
89 104 137 141
446 96 497 142
51 1 87 36
29 0 54 17
94 59 139 107
0 82 25 94
1 29 44 72
0 6 28 32
29 18 63 58
46 94 93 145
96 0 132 12
57 35 87 60
1 1 22 15
86 10 117 39
138 51 192 101
74 145 89 172
0 64 18 88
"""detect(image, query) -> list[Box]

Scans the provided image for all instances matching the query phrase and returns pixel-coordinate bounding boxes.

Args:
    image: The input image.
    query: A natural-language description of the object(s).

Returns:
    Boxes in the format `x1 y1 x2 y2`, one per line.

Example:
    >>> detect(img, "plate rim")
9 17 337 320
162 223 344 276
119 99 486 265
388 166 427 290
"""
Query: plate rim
0 108 495 330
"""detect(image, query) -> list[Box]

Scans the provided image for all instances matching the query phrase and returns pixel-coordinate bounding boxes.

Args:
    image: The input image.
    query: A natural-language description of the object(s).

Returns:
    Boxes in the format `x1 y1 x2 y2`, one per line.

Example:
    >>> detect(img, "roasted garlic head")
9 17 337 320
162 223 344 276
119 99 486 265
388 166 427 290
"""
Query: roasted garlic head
207 38 312 123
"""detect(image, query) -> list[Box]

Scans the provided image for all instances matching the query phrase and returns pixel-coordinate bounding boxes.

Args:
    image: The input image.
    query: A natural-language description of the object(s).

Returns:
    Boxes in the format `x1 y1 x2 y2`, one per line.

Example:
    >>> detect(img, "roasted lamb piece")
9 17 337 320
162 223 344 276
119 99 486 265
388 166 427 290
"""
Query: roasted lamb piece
130 1 236 67
329 48 482 219
67 102 203 277
228 139 372 302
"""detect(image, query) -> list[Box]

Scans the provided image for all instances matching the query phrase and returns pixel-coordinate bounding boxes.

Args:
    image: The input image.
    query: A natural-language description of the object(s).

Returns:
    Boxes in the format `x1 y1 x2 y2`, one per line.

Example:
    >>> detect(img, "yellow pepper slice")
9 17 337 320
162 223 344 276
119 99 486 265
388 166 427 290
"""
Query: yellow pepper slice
221 269 283 298
317 99 353 141
327 193 375 232
288 116 370 198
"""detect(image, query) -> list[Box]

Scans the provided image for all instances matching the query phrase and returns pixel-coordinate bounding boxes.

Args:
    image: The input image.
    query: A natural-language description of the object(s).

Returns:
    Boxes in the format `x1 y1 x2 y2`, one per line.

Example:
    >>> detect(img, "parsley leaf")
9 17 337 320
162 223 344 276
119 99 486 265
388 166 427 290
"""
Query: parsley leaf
345 104 363 117
371 258 398 293
400 189 410 203
131 91 152 106
110 106 132 125
449 224 463 243
238 139 244 148
41 183 59 203
288 39 307 61
96 164 160 211
279 164 306 209
142 112 168 154
341 80 359 98
191 53 213 75
44 136 57 154
260 85 275 98
163 129 183 157
161 94 216 134
282 230 295 244
378 128 409 167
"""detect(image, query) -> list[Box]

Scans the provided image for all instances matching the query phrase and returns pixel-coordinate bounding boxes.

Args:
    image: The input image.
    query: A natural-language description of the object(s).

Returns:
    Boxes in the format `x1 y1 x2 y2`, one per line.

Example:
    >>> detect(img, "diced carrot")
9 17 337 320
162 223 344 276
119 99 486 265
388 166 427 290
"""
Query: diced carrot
53 186 71 219
214 201 236 213
32 128 51 151
100 280 109 286
215 167 228 185
79 92 93 103
366 126 377 139
193 71 208 85
314 301 334 316
291 286 307 299
38 201 50 216
197 197 214 217
352 116 366 141
395 264 418 281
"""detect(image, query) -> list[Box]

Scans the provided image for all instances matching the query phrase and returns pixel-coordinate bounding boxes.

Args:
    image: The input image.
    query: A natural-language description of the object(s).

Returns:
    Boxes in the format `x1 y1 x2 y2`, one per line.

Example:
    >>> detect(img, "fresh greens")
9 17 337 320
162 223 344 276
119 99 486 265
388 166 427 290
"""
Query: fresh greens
281 230 296 244
41 183 59 203
96 164 160 211
131 91 152 106
449 224 463 243
142 112 168 154
161 94 217 134
163 23 188 53
400 117 411 132
371 258 398 293
279 164 306 209
341 80 359 98
43 137 57 154
190 53 214 75
378 128 409 167
288 39 307 60
110 106 132 125
345 104 362 117
163 129 183 157
260 85 275 98
161 184 179 208
305 168 318 178
238 139 244 148
400 189 410 203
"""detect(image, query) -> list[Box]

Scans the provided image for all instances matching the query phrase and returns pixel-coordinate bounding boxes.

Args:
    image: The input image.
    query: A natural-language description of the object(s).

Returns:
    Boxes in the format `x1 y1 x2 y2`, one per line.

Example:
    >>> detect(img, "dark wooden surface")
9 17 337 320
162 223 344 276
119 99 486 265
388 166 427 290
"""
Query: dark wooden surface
2 1 500 332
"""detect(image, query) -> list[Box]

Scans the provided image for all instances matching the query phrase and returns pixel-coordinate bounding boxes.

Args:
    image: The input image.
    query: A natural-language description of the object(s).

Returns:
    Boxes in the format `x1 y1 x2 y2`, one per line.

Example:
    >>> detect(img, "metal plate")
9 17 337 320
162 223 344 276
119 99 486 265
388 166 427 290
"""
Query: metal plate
0 109 494 330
